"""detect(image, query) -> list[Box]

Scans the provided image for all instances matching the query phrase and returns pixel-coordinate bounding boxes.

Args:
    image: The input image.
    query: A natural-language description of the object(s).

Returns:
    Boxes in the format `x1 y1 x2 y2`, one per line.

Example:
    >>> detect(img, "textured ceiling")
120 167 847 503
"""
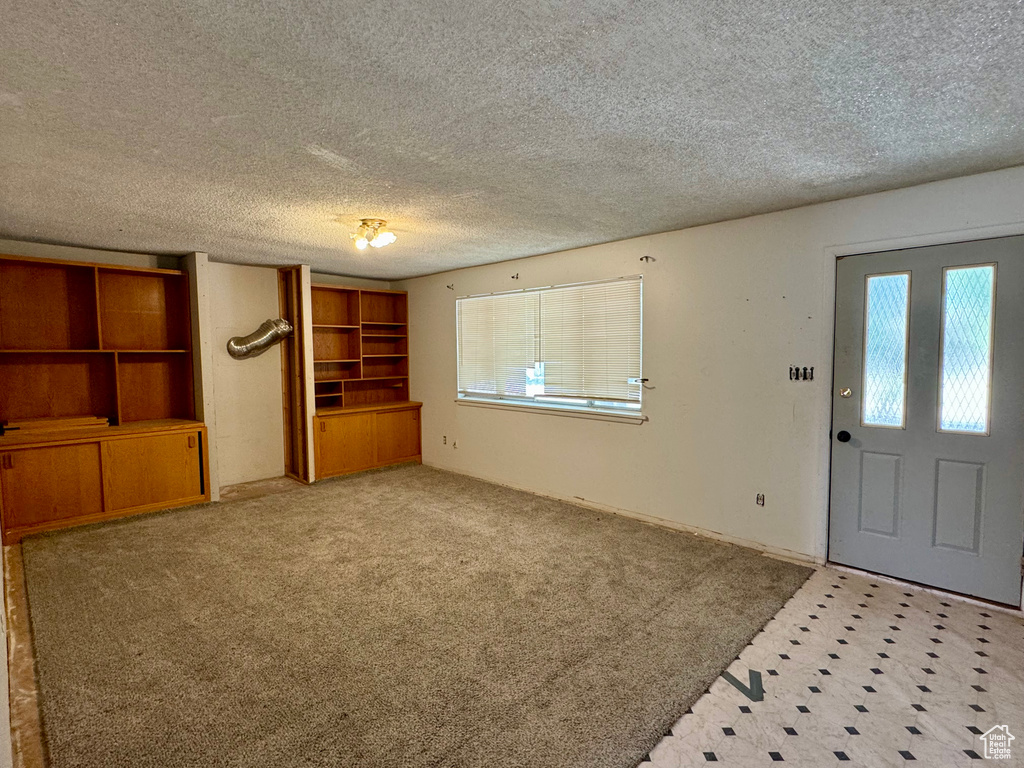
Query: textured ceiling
1 1 1023 279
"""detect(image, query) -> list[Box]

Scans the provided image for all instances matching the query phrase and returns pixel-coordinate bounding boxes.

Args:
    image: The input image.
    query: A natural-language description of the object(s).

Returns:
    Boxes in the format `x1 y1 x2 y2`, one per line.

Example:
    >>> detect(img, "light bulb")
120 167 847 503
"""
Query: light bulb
374 230 397 247
355 237 369 250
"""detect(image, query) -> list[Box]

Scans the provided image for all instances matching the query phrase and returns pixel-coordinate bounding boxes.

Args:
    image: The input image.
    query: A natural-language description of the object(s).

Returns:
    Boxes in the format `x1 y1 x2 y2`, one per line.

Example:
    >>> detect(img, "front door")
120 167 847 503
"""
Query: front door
829 236 1024 606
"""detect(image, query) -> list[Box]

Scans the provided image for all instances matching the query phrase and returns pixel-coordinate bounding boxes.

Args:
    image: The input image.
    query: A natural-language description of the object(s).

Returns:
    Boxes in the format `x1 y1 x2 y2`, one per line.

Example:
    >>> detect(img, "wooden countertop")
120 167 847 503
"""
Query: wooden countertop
0 419 205 448
316 401 422 416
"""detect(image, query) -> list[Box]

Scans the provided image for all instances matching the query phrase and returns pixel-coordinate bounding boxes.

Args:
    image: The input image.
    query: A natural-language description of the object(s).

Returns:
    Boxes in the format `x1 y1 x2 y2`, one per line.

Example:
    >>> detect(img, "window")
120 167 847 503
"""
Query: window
861 272 910 428
456 277 643 417
939 264 995 434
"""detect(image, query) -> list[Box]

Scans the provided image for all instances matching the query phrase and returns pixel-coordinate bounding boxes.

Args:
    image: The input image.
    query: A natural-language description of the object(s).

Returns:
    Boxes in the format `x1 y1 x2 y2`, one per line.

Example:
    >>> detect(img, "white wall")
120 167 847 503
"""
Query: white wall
310 271 395 289
208 262 287 487
398 165 1024 562
0 239 177 269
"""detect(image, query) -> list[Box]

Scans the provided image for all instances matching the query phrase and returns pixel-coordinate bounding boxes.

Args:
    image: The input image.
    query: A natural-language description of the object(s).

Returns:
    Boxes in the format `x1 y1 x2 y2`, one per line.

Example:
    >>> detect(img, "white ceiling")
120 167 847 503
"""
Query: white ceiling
1 1 1022 279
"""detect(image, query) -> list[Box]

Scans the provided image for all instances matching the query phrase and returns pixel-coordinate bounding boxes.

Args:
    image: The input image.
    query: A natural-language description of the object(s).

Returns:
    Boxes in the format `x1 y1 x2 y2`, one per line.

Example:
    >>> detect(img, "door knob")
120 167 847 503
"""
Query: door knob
836 430 851 443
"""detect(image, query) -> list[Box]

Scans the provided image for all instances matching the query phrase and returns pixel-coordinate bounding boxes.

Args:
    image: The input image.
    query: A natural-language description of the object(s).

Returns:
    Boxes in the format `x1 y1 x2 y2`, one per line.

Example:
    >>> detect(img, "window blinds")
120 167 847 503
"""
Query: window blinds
457 292 539 398
457 277 642 406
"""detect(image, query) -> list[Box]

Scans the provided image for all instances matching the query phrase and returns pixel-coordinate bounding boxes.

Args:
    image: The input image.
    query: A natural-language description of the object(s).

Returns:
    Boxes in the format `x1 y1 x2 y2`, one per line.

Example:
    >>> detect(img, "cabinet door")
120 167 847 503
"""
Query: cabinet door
376 408 421 465
0 444 104 529
317 413 376 478
102 431 203 511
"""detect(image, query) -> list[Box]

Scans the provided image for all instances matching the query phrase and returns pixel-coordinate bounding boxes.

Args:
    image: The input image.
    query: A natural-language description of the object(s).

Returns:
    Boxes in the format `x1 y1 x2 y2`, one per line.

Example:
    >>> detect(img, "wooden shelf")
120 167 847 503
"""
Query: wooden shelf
311 286 360 327
0 418 203 447
310 284 359 293
0 349 105 354
309 284 412 412
0 352 117 422
316 400 421 416
0 254 197 427
0 349 189 354
98 269 190 351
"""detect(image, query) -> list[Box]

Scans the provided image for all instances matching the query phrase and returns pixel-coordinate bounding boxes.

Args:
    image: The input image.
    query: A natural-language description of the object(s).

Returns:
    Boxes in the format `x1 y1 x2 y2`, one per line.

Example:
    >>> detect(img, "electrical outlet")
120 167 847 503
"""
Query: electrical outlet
453 440 458 449
443 435 447 445
756 493 765 506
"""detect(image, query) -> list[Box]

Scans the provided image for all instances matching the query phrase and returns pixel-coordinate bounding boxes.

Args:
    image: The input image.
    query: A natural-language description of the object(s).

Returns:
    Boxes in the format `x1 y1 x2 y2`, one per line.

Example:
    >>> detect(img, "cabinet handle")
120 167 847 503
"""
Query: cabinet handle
320 421 326 432
1 454 12 470
188 435 196 448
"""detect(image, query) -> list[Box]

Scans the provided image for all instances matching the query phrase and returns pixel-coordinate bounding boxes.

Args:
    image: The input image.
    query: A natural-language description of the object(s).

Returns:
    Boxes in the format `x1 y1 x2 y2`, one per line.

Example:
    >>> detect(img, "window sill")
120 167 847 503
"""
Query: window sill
454 397 647 424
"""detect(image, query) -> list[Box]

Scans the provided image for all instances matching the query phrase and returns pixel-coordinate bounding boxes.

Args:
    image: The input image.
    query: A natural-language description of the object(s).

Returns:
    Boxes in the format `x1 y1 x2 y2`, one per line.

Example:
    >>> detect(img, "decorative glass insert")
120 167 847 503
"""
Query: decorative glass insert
862 273 910 428
940 265 995 434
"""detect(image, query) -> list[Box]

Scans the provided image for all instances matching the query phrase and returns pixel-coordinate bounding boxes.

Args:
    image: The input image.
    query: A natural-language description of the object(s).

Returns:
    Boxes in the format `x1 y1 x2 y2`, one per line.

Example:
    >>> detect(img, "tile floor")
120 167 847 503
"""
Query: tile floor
647 567 1024 767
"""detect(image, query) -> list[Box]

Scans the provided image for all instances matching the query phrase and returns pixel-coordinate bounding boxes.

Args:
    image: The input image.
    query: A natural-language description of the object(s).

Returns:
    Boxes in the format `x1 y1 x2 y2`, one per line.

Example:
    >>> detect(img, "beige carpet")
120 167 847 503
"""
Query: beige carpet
22 465 811 768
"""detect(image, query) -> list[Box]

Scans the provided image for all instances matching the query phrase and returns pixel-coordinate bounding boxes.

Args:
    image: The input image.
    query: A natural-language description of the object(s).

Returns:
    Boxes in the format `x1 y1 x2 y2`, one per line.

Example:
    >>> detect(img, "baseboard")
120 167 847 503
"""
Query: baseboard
422 461 821 566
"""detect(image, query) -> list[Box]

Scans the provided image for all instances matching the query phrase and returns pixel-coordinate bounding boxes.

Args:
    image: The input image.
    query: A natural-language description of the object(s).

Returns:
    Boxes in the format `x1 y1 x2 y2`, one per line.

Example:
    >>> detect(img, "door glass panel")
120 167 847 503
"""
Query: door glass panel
862 273 910 428
940 265 995 434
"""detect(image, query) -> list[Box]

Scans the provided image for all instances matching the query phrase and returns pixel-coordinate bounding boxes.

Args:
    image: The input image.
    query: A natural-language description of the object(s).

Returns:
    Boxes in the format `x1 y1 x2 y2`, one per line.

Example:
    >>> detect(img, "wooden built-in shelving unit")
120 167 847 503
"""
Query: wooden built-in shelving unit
0 254 208 542
311 285 410 411
0 257 195 426
308 283 420 480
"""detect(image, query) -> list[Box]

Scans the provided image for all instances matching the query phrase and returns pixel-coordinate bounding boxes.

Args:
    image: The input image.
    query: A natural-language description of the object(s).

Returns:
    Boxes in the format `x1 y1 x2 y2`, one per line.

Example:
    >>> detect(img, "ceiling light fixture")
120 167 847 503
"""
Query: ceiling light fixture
351 218 397 250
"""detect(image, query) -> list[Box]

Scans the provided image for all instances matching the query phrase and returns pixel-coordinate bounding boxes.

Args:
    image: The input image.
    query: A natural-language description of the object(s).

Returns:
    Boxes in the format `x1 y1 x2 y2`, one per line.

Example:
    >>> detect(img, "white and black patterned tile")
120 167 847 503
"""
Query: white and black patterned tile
649 567 1024 767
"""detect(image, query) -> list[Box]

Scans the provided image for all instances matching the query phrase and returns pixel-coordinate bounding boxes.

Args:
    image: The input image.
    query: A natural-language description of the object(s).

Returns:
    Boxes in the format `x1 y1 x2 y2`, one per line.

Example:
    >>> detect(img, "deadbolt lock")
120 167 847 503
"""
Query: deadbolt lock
839 387 852 398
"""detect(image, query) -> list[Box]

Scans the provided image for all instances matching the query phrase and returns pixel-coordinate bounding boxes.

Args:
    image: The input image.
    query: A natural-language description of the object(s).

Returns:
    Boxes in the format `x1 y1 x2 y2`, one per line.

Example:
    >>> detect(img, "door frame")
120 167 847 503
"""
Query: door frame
821 222 1024 607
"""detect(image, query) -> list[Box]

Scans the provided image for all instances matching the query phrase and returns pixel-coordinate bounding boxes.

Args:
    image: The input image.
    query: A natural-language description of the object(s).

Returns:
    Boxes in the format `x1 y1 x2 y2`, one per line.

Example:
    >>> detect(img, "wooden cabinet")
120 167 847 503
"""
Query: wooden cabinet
315 403 422 479
0 424 208 542
0 444 104 528
0 252 208 542
102 431 203 512
316 412 376 477
304 284 421 481
376 407 421 464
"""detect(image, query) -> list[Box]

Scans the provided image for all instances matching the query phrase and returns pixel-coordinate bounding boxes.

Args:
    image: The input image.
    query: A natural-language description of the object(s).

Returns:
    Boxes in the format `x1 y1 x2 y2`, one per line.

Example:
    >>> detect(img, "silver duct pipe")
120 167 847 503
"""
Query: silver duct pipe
227 318 293 359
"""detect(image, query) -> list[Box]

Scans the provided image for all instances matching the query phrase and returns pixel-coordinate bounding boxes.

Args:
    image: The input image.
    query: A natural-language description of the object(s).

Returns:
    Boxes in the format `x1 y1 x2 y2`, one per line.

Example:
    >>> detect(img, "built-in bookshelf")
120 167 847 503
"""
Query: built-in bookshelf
0 253 208 543
311 285 410 410
0 255 195 427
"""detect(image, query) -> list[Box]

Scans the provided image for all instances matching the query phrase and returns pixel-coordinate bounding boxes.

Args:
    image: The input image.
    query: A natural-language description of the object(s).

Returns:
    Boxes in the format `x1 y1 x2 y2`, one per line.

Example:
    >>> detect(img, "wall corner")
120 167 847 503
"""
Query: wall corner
184 252 221 502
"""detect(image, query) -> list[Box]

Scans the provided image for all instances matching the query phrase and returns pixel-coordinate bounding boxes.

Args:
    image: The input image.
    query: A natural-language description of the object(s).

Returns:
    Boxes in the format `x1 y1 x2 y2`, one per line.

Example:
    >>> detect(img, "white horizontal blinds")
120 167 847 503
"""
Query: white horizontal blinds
457 292 538 397
538 278 642 402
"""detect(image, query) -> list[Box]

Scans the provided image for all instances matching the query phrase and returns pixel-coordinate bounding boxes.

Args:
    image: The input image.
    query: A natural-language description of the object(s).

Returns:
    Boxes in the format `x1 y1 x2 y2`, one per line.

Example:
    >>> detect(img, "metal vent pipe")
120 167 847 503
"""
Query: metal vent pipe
226 318 293 359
